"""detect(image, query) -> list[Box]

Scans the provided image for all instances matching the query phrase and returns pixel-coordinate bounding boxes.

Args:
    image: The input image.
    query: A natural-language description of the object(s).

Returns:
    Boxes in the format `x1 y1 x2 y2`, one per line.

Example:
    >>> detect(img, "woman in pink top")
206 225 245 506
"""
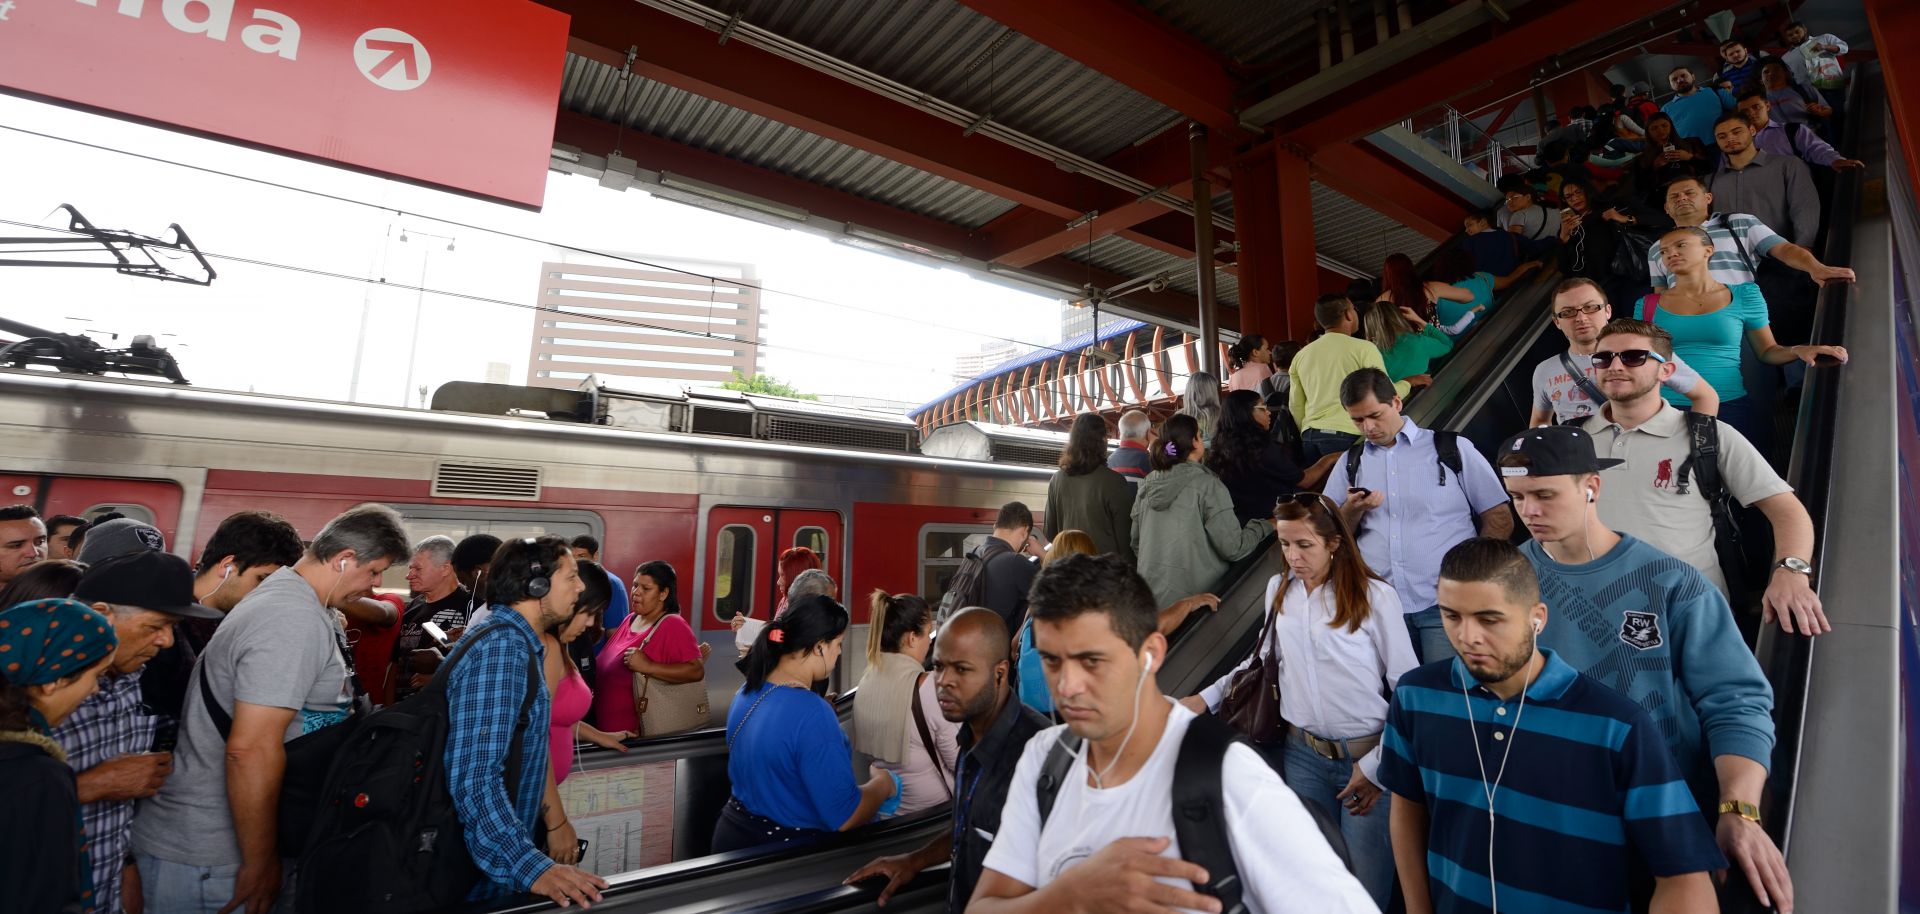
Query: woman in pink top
538 562 636 864
593 560 707 734
1226 334 1275 393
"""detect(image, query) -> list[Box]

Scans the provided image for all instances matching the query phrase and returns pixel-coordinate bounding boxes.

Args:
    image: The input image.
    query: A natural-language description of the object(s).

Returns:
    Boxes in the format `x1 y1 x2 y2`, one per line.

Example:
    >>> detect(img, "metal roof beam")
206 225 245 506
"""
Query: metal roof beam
1310 141 1466 241
949 0 1245 134
1281 0 1691 151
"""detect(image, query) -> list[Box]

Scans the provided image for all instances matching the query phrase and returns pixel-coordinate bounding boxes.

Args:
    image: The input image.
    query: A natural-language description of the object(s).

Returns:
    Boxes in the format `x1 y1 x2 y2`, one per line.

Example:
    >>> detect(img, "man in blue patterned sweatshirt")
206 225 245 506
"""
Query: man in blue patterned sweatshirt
1497 426 1788 912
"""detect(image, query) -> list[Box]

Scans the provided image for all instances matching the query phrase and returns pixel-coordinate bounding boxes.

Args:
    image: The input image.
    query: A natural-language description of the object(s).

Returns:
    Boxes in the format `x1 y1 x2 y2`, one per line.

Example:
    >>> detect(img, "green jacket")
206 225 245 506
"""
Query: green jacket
1045 466 1136 564
1129 462 1271 609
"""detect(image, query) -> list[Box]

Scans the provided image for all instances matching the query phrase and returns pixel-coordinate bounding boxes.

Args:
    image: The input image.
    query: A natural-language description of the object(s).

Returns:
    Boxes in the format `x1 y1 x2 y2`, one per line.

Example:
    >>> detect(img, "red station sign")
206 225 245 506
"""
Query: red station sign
0 0 572 208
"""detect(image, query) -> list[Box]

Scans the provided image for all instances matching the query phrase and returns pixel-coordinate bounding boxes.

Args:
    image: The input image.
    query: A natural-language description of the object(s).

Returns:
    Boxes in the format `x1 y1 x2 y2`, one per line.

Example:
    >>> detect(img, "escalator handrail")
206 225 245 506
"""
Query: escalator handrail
1745 68 1870 871
471 805 951 913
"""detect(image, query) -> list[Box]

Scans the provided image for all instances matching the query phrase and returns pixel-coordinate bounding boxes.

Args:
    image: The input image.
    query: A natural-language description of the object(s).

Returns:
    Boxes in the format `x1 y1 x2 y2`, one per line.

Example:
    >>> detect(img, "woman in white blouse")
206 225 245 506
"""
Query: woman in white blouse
1181 492 1417 908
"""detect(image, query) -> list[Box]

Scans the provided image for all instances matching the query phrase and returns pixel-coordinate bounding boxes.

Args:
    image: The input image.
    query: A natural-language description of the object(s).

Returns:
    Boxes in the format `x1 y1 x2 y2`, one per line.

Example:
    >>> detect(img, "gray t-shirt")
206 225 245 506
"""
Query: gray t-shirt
130 567 353 866
1533 349 1704 424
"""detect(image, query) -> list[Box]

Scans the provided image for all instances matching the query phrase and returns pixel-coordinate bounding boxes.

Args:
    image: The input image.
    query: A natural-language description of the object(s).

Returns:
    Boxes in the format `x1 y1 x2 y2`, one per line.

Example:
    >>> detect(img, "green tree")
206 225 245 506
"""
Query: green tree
720 371 818 400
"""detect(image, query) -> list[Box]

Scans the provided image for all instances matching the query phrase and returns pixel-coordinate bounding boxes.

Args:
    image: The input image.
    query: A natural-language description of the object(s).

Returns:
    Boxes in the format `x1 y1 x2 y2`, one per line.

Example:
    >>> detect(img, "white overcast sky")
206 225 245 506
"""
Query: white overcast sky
0 93 1064 407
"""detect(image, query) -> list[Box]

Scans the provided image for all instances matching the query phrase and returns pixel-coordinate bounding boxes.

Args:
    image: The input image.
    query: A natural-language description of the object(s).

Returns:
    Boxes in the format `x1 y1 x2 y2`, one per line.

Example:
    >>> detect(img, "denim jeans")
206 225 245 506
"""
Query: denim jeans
1281 738 1395 909
1301 429 1361 464
137 854 240 914
1403 606 1453 666
137 854 295 914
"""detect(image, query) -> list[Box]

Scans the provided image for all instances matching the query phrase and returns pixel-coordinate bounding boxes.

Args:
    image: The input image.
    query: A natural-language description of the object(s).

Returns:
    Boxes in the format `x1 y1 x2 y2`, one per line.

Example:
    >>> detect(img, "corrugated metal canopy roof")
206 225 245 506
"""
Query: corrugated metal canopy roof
561 53 1021 229
553 0 1462 324
1130 0 1324 67
706 0 1184 161
1310 182 1441 271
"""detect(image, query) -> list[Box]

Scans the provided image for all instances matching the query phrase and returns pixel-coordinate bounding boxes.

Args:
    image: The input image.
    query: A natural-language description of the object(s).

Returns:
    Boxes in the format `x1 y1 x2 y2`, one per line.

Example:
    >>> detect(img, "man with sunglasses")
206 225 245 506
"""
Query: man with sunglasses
1582 319 1830 637
1529 278 1719 426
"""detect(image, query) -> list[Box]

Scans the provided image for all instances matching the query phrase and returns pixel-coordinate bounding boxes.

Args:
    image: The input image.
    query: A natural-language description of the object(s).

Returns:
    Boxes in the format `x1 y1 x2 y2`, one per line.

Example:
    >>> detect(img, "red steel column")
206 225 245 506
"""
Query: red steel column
1230 148 1284 340
1867 0 1920 193
1275 148 1321 343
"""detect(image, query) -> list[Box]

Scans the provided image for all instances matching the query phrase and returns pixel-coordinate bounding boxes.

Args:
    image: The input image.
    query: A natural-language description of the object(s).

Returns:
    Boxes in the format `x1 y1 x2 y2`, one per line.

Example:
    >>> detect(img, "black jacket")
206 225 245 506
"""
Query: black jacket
950 694 1050 910
0 731 85 914
1215 440 1305 525
974 538 1038 634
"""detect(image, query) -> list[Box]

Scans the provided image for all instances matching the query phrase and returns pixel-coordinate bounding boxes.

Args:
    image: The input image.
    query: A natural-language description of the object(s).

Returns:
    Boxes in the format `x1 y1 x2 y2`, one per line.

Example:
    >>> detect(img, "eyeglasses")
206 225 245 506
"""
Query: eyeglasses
1553 303 1606 320
1590 349 1668 368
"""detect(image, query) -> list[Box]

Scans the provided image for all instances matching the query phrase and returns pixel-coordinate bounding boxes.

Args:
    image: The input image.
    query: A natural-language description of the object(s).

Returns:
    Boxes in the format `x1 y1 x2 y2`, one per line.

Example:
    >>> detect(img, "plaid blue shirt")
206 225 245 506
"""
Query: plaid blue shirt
445 608 552 899
51 668 155 914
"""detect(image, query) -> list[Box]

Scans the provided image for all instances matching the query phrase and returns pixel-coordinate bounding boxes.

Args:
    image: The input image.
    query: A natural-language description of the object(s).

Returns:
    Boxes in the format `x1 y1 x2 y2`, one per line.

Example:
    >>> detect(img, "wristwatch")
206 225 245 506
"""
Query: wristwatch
1717 800 1762 823
1774 556 1813 576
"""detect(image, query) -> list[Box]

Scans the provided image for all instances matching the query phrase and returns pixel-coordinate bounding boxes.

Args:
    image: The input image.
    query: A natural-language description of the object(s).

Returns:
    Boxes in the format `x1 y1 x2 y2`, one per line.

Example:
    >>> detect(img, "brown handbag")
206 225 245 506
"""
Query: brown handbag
630 617 711 737
1217 578 1287 744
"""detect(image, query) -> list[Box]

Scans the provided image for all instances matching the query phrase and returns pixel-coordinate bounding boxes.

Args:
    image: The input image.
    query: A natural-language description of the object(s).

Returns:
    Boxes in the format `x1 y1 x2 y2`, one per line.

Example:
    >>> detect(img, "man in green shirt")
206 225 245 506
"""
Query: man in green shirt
1290 294 1413 462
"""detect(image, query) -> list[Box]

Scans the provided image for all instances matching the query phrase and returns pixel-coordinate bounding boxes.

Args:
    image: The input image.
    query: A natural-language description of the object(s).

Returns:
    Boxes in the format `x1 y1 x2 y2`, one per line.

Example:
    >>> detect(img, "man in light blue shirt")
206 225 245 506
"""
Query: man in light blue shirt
1326 368 1513 662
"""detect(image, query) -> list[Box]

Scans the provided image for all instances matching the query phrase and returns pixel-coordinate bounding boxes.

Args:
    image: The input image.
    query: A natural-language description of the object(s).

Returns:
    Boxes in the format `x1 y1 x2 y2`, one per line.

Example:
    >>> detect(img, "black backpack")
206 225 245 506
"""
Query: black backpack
1344 429 1465 493
1035 714 1353 914
936 538 1004 623
1673 411 1755 606
293 623 541 913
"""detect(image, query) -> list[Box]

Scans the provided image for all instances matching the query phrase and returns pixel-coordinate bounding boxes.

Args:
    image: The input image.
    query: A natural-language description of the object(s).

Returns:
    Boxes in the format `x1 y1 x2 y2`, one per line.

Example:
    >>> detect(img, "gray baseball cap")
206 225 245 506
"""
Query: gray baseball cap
74 517 167 565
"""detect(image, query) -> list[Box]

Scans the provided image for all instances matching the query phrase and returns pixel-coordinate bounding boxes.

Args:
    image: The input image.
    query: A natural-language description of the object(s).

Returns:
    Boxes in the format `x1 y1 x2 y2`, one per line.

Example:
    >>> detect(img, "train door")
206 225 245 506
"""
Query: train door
0 473 185 552
699 506 844 699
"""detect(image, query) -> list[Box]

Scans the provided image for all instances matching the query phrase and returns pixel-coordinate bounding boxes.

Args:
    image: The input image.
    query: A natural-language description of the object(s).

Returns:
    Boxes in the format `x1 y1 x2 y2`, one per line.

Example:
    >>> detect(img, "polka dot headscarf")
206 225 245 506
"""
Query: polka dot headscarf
0 598 118 687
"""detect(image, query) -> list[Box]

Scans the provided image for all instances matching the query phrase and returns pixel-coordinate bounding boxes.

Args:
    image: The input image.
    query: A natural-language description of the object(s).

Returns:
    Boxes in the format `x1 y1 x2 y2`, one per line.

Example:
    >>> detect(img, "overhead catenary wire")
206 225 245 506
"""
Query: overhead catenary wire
0 217 959 376
0 122 1110 363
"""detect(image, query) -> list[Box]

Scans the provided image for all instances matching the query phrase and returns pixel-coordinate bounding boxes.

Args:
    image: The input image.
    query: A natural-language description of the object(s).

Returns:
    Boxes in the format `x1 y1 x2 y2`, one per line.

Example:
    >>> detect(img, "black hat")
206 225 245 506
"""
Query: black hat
1497 426 1625 477
72 550 223 620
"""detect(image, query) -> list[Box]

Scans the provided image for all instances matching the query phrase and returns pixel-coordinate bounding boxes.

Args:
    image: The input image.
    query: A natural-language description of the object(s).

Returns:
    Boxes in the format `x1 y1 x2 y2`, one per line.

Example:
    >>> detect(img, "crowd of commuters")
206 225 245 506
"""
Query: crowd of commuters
0 15 1860 914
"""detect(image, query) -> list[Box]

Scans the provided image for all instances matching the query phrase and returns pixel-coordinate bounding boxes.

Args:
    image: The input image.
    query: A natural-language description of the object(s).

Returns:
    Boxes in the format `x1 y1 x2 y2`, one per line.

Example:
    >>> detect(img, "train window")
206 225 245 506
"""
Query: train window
80 503 156 526
377 505 603 593
713 525 755 624
792 526 828 568
919 525 991 606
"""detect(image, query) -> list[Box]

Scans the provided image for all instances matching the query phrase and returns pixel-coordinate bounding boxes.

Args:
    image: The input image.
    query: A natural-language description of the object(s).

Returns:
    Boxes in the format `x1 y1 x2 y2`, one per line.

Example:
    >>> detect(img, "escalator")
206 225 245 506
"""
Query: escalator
482 73 1891 914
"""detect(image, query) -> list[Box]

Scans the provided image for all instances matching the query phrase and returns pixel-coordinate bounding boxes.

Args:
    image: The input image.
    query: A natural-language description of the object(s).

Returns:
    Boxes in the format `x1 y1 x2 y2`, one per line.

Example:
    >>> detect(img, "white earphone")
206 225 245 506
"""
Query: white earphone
338 558 347 571
1586 488 1596 503
1533 618 1543 634
1143 650 1155 673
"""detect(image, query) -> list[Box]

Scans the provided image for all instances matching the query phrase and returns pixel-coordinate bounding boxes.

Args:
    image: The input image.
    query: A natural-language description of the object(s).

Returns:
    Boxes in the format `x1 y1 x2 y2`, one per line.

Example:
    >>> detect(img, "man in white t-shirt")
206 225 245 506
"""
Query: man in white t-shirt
1530 277 1718 426
971 554 1376 914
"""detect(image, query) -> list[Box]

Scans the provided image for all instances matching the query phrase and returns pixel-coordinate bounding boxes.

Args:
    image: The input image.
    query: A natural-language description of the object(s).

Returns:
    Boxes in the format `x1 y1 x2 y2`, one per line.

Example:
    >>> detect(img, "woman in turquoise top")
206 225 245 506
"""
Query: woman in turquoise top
1356 296 1452 385
1428 248 1541 331
1640 225 1846 445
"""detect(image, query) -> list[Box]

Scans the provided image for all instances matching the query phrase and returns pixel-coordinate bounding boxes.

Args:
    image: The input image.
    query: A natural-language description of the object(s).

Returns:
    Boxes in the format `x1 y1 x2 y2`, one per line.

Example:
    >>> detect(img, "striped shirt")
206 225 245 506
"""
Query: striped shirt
51 669 156 914
1378 650 1725 914
1645 212 1786 288
445 608 552 899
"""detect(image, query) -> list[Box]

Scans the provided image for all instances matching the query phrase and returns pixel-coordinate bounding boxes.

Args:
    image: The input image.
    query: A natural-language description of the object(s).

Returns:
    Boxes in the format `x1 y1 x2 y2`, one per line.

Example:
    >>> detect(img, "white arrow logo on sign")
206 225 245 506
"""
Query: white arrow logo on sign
354 28 431 91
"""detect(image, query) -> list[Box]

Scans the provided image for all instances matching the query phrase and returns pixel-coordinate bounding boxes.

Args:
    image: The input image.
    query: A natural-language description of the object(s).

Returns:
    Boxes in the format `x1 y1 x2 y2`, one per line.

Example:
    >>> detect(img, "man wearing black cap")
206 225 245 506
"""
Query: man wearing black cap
52 550 226 914
1496 426 1789 912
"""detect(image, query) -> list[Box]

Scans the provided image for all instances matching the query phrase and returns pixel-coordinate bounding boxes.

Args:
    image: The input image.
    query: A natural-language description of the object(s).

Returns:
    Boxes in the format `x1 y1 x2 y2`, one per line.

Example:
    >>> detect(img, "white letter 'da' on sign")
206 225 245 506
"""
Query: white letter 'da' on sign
162 0 232 40
241 9 299 59
354 27 430 91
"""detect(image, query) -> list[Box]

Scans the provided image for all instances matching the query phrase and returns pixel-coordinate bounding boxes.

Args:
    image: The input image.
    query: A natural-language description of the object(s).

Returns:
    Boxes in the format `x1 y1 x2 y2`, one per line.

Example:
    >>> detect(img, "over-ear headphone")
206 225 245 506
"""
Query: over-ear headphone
523 538 551 599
